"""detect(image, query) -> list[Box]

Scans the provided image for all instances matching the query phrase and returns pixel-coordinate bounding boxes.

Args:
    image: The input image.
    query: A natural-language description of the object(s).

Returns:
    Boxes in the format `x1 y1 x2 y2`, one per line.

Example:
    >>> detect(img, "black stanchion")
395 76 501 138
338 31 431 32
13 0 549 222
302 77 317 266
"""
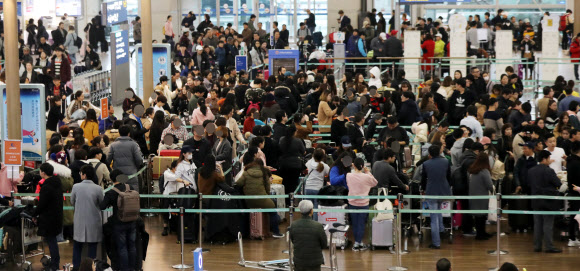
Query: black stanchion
172 207 192 269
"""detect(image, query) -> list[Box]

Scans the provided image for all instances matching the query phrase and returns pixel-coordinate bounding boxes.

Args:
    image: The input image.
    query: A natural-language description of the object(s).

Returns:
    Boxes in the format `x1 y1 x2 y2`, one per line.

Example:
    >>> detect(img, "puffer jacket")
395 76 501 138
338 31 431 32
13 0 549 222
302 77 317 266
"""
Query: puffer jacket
235 165 274 209
289 215 327 267
368 66 382 89
106 136 143 186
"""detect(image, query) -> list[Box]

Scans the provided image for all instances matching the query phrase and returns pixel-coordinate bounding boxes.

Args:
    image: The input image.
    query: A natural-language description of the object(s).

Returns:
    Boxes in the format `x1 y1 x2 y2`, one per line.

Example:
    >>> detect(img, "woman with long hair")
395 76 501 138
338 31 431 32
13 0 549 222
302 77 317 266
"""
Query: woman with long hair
304 148 330 220
122 88 143 116
346 157 378 251
419 92 439 116
317 90 336 133
236 149 284 238
497 123 514 162
468 152 494 240
554 112 570 138
149 111 167 156
278 126 306 196
213 126 233 184
197 154 226 196
437 76 454 99
191 97 215 125
81 109 99 142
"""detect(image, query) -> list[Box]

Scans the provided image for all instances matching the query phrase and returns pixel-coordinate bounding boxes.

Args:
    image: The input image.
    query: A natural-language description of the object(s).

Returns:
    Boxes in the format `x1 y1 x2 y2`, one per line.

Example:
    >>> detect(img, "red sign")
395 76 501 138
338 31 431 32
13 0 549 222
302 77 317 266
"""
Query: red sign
101 98 109 119
24 161 35 169
3 140 22 166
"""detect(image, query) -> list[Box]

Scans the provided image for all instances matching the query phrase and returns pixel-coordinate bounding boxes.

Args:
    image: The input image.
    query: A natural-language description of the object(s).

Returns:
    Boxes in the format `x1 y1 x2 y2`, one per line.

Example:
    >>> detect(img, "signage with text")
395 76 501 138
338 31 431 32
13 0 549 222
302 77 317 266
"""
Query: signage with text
268 49 300 77
136 44 172 99
3 140 22 166
193 248 203 271
101 97 109 119
104 0 127 25
55 0 82 17
114 30 129 65
235 56 247 72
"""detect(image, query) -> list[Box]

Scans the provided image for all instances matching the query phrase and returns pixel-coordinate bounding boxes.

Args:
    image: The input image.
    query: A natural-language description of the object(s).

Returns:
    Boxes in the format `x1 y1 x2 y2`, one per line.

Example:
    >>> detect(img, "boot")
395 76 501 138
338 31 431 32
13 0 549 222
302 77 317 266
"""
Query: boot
162 227 168 236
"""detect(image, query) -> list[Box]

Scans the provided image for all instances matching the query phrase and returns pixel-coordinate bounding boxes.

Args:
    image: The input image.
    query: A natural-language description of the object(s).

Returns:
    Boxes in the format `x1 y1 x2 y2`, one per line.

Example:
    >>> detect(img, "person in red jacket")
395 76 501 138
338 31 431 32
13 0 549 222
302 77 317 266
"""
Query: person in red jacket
570 33 580 80
421 33 436 74
243 108 259 134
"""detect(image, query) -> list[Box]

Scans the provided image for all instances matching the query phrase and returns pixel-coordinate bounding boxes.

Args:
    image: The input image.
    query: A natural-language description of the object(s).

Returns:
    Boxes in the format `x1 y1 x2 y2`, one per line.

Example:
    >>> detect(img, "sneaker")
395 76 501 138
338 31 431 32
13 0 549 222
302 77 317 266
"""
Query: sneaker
272 233 285 239
161 228 168 236
352 244 360 252
567 239 580 247
463 231 476 237
358 244 369 251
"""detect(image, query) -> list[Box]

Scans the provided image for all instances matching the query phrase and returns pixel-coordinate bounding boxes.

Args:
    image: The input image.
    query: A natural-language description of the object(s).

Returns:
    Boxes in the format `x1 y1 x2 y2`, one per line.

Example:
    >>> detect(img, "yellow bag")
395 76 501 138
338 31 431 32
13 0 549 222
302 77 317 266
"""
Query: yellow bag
271 174 283 184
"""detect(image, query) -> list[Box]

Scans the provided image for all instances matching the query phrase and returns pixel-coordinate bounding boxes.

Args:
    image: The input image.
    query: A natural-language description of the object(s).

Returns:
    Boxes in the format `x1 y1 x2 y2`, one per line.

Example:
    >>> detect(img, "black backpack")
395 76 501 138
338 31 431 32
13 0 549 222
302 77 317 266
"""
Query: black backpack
74 35 82 48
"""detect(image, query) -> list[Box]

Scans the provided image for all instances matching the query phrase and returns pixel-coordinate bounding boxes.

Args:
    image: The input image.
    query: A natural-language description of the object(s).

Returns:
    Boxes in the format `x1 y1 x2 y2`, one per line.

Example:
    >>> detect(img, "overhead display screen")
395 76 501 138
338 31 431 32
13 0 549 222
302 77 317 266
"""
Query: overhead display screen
56 0 82 17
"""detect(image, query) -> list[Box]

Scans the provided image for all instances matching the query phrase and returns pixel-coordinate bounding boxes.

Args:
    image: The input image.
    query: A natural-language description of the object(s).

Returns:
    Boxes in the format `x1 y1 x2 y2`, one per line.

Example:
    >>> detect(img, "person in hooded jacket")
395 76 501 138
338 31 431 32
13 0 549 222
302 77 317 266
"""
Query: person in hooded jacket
34 163 63 271
398 92 421 126
368 66 382 89
458 142 484 236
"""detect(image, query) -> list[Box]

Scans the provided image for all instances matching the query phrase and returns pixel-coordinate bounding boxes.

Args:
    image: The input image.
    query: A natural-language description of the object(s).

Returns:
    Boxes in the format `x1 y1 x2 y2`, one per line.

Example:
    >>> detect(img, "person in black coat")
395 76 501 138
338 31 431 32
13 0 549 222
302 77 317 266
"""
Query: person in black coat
348 113 366 153
46 97 66 131
566 141 580 243
34 163 63 271
529 150 563 253
397 92 421 126
51 22 68 48
183 129 211 168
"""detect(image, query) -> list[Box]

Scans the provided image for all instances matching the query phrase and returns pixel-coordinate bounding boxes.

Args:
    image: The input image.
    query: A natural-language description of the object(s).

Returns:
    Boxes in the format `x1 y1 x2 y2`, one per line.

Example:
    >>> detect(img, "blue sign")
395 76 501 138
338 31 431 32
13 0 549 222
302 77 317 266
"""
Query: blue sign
136 44 171 99
114 30 129 66
235 56 247 72
268 49 300 76
193 248 203 271
1 85 46 161
0 2 22 16
105 0 128 25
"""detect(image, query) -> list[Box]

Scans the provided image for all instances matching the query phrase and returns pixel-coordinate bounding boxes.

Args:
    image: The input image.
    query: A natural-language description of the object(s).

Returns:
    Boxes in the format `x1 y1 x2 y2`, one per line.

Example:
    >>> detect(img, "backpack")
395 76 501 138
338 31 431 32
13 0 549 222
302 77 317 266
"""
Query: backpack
111 184 141 222
559 15 568 31
246 101 261 116
92 162 104 185
245 88 264 106
162 25 166 35
74 35 82 48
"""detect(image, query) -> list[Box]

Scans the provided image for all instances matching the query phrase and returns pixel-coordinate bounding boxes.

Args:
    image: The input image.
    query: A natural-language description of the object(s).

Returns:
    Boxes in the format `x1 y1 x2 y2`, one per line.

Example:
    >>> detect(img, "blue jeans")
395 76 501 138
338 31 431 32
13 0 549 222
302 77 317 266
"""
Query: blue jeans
269 212 281 235
305 189 320 221
69 53 76 64
348 205 369 243
45 235 60 270
73 241 97 270
427 199 443 247
113 223 137 271
308 26 315 34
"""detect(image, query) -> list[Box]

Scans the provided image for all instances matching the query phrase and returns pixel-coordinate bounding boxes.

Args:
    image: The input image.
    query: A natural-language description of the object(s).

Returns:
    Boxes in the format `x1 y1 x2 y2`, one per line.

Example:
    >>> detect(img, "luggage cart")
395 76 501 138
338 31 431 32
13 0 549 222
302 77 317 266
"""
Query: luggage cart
418 199 454 244
19 212 45 271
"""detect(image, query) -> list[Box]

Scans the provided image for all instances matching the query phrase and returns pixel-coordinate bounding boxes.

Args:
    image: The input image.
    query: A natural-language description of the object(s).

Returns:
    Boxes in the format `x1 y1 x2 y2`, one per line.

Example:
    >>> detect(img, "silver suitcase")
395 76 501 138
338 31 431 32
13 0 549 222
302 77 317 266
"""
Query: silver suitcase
318 205 348 249
371 218 394 249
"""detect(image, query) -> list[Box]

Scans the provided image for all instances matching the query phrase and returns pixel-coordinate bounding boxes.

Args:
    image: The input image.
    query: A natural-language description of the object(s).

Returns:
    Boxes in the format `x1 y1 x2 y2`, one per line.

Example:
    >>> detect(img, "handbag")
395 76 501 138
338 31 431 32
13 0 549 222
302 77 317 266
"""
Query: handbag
523 52 532 59
488 187 497 222
374 188 394 221
490 157 505 180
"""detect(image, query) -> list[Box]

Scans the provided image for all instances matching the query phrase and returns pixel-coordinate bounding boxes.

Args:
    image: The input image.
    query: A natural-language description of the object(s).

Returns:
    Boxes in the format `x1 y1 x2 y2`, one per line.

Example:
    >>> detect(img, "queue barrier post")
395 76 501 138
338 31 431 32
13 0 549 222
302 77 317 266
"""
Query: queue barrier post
197 193 210 253
488 193 508 271
388 193 407 271
172 207 192 269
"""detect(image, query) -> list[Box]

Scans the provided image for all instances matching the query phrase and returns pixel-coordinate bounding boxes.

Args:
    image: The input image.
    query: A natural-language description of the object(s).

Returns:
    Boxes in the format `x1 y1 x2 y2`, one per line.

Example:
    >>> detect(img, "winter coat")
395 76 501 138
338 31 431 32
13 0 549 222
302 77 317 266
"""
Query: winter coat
317 101 334 133
34 176 63 237
87 158 111 187
289 215 327 267
529 164 562 211
468 169 494 215
133 21 142 41
398 100 421 126
261 103 281 120
81 120 99 142
385 37 403 57
368 67 382 89
71 180 104 242
421 39 435 71
107 136 143 188
571 39 580 63
47 160 74 226
236 165 275 208
370 37 386 58
49 55 71 83
450 137 467 171
0 163 24 197
457 150 478 195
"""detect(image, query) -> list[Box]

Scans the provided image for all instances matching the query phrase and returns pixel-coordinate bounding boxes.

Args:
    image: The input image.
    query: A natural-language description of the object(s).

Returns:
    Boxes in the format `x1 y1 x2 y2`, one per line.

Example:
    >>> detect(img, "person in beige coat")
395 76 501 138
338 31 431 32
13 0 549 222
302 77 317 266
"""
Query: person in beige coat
87 147 110 187
317 90 336 133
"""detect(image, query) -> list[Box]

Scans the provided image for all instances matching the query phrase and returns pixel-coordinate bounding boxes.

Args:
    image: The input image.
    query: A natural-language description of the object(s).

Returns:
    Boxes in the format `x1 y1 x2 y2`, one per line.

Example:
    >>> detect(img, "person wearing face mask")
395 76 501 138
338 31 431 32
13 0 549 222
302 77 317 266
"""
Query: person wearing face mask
175 146 198 192
161 160 193 236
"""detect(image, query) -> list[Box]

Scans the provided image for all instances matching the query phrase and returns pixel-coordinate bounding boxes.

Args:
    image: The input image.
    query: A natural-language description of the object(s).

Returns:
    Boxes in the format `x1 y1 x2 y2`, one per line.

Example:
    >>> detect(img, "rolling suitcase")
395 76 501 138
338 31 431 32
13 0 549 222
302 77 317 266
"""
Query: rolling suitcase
318 205 348 249
270 184 286 221
371 219 394 249
508 197 531 232
177 214 198 243
250 212 271 240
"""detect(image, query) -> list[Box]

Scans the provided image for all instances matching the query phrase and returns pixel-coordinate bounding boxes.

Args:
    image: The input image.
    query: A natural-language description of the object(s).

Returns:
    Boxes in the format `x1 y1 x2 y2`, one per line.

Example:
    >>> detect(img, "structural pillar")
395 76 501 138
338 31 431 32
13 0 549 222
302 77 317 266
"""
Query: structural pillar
574 0 580 36
5 0 21 140
142 0 154 107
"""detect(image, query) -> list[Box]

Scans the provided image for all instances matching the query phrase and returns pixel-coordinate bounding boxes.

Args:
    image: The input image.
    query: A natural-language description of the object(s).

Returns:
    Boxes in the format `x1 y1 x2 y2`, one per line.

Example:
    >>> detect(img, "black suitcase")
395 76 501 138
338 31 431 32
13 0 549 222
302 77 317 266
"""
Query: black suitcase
509 196 531 231
177 213 198 243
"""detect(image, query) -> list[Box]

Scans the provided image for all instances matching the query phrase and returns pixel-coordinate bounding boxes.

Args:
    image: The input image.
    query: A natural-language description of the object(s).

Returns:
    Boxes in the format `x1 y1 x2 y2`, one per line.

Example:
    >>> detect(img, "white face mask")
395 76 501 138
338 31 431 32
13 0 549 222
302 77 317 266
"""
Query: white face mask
186 154 193 160
483 76 490 81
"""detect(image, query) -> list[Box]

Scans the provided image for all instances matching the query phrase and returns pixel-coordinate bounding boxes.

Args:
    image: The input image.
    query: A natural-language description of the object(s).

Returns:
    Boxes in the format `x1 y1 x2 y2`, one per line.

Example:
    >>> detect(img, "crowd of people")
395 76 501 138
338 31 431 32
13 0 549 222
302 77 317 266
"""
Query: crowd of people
0 7 579 271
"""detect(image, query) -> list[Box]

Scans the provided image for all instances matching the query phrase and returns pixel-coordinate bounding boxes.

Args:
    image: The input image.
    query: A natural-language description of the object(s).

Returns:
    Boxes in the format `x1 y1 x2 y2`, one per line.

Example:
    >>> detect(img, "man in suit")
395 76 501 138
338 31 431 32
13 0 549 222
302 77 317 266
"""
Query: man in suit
272 30 287 49
51 22 67 48
348 113 366 153
529 150 563 253
338 10 351 30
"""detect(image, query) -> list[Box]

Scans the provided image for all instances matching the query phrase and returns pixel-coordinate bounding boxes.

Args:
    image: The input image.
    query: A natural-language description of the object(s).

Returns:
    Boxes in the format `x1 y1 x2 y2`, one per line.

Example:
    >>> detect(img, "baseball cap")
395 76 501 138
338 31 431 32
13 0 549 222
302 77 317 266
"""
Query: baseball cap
390 30 398 36
341 136 352 148
480 137 492 145
435 33 442 38
518 141 536 149
380 32 387 40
